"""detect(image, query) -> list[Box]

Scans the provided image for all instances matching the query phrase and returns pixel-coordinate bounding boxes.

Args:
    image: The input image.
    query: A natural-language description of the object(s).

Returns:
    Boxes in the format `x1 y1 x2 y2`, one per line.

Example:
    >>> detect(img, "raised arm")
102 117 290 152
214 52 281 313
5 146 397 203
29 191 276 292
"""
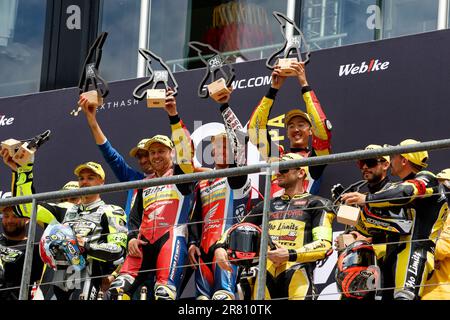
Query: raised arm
248 67 286 161
164 89 195 175
10 164 66 225
292 62 332 158
79 94 144 182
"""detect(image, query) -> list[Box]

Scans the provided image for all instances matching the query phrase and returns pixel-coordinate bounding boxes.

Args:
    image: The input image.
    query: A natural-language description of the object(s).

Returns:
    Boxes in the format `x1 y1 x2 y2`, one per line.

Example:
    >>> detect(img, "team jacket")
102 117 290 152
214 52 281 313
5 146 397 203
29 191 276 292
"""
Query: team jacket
248 86 332 195
366 171 448 248
189 103 252 255
127 114 196 244
218 193 335 267
11 165 128 263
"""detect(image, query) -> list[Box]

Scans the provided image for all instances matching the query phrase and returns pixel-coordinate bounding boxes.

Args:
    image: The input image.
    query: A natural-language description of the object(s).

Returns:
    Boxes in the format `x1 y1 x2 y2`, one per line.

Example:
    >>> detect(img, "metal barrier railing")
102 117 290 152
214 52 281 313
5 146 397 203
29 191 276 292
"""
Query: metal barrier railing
1 138 450 300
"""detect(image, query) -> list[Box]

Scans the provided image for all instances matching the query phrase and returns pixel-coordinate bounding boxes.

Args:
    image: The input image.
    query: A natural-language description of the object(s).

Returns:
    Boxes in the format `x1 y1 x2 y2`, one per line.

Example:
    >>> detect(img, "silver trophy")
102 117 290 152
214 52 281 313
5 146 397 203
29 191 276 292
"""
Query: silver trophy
188 41 235 101
266 12 310 76
71 32 109 116
132 49 178 108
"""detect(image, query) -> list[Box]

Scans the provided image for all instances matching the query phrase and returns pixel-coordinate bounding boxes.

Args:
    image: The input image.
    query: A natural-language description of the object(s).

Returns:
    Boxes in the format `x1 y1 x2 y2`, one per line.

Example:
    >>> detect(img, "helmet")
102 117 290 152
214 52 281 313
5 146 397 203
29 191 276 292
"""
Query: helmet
335 240 379 300
39 224 86 271
226 223 262 268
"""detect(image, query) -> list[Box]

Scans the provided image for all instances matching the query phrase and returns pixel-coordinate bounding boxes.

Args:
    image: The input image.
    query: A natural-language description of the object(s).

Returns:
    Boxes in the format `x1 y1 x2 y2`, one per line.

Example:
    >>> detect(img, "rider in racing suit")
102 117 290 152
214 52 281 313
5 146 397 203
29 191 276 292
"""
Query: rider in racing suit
248 62 332 196
109 90 196 300
188 92 252 300
215 153 335 300
9 160 127 300
0 206 43 300
342 140 449 300
334 145 413 299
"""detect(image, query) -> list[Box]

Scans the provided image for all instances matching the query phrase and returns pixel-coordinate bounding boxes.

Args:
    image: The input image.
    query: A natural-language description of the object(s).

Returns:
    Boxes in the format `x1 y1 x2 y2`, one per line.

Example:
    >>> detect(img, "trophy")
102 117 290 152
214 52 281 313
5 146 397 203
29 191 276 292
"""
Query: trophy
188 41 235 101
266 11 311 76
336 234 357 251
133 49 178 108
71 32 109 116
1 130 51 166
332 180 367 227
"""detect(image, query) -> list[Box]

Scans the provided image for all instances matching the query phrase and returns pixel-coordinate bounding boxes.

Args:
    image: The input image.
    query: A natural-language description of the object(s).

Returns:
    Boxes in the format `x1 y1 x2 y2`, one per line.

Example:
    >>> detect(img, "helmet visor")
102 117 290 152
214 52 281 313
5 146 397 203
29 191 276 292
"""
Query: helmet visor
228 229 261 254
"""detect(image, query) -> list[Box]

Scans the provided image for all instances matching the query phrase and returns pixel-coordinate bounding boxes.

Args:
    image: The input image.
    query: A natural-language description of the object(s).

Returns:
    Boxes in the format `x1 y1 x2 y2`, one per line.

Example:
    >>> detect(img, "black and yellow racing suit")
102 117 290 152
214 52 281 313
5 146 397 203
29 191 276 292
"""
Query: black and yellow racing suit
11 164 127 300
0 233 43 300
364 171 448 300
218 193 335 300
341 177 413 299
248 86 331 195
353 177 414 256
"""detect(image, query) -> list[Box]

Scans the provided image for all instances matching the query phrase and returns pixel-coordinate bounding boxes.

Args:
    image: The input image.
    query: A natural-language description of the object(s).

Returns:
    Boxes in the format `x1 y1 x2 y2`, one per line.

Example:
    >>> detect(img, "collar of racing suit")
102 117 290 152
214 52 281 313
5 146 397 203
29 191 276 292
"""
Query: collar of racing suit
403 172 417 182
280 192 310 201
290 147 310 154
368 176 391 194
78 199 105 212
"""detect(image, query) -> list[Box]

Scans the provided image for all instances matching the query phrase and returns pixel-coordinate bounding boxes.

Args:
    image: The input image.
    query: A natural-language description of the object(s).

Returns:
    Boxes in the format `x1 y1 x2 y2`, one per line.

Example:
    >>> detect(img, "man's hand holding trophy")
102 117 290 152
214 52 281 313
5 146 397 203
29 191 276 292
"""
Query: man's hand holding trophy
1 130 51 170
72 32 109 116
266 11 311 77
188 41 235 103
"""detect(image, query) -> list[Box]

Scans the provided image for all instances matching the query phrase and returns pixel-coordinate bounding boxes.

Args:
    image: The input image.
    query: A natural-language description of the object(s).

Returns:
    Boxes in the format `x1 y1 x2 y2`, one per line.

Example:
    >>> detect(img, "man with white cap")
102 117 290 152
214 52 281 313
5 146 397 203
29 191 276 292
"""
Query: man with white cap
78 94 153 216
188 89 252 300
3 152 128 300
248 61 332 197
341 139 448 300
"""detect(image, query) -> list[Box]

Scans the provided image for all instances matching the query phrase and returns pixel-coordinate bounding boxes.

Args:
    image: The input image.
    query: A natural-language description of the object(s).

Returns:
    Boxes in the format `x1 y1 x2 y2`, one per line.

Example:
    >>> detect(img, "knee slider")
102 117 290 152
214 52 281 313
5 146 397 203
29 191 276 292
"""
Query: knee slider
394 290 416 301
154 284 176 300
212 290 234 300
108 274 135 299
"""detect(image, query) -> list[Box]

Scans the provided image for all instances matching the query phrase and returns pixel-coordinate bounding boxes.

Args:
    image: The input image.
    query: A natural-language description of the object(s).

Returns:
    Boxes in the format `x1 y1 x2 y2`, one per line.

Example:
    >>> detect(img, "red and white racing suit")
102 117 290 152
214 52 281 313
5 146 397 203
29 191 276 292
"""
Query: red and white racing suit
110 114 196 300
189 103 252 300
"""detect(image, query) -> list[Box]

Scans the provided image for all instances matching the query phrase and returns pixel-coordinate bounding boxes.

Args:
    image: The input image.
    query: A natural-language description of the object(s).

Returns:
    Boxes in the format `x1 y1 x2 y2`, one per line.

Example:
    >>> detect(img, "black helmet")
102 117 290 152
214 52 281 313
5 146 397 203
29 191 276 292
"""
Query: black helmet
226 223 262 269
335 240 379 299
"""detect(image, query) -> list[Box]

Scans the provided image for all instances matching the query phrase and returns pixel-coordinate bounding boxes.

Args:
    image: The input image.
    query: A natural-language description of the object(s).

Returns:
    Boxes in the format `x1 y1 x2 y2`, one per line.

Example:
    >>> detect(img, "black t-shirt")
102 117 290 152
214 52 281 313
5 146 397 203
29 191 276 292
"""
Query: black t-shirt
0 234 43 300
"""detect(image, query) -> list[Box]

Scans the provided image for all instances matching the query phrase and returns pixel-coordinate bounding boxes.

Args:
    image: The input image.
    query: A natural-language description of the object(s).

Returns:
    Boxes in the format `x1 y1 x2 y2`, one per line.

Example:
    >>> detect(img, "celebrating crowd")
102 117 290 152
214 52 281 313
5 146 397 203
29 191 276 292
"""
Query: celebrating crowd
0 62 449 301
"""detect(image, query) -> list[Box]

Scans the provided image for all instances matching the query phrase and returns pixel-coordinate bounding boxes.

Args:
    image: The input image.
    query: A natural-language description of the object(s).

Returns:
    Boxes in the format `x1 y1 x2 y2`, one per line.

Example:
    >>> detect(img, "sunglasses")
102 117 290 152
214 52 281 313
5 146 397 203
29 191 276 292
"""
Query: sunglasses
357 158 385 169
277 168 301 174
